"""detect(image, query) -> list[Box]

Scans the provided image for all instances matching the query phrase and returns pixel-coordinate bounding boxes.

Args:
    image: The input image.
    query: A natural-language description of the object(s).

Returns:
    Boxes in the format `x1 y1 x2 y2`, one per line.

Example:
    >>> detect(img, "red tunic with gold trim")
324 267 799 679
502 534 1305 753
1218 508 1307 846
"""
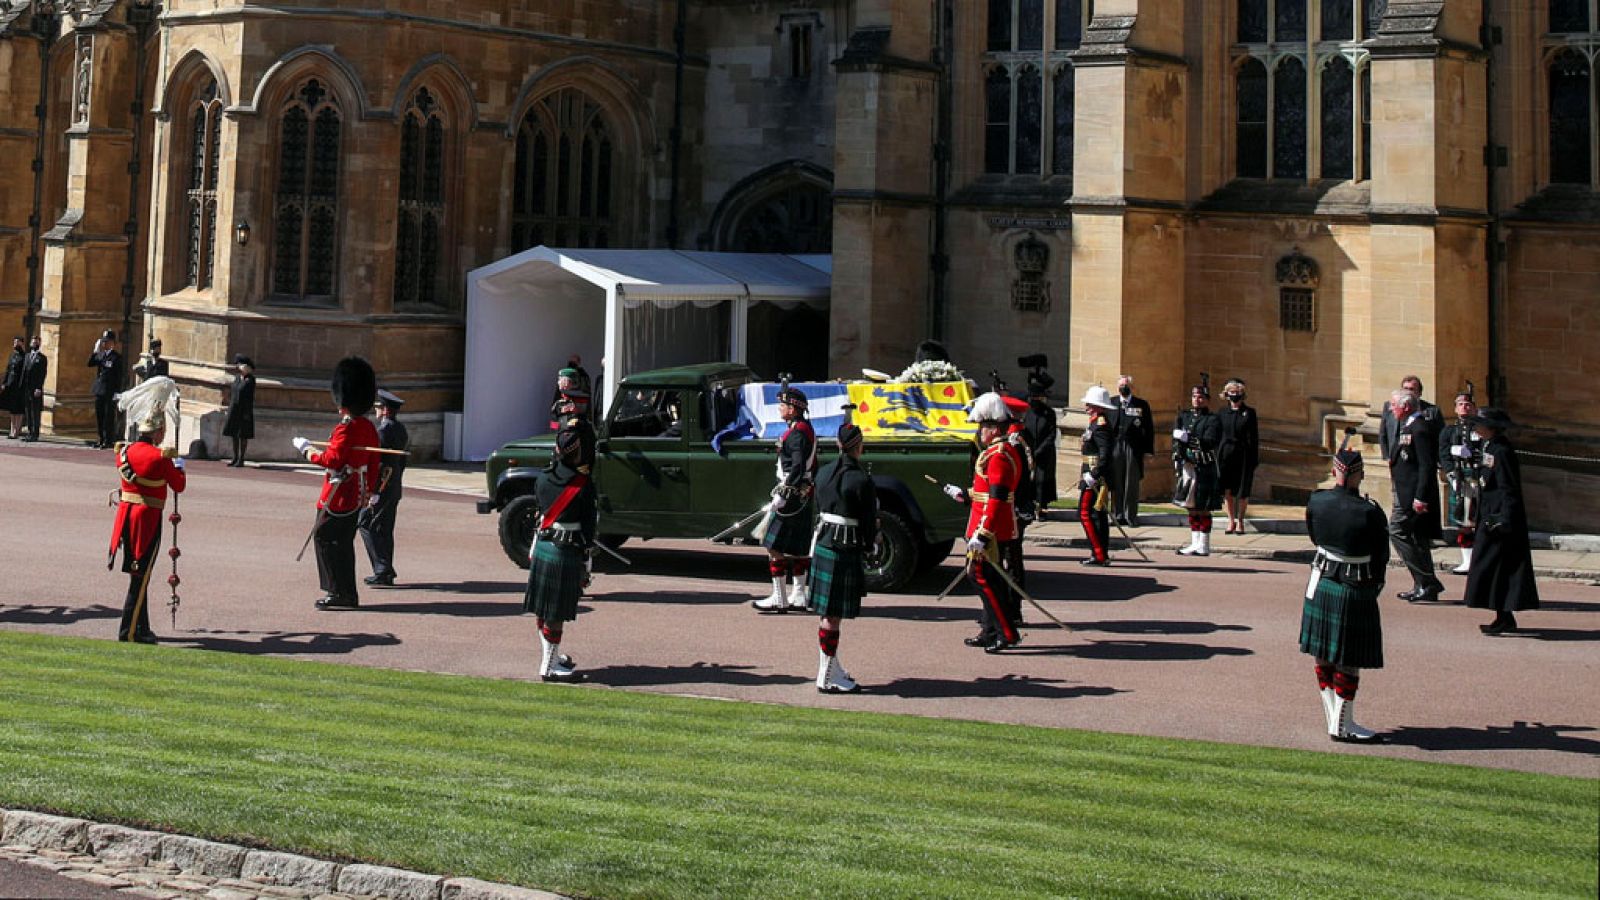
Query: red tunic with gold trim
309 415 381 513
966 436 1022 543
108 440 186 564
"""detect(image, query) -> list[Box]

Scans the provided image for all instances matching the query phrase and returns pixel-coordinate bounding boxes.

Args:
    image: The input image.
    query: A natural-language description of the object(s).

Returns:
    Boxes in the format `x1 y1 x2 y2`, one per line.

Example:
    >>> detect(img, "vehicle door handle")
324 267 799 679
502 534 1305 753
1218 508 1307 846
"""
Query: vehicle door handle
661 465 684 478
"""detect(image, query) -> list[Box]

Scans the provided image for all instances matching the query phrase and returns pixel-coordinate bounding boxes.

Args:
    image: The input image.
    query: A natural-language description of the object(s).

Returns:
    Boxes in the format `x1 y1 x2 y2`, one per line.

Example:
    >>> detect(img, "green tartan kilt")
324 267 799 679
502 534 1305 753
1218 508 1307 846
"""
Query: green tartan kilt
524 538 584 622
762 501 815 556
808 543 865 619
1299 577 1384 669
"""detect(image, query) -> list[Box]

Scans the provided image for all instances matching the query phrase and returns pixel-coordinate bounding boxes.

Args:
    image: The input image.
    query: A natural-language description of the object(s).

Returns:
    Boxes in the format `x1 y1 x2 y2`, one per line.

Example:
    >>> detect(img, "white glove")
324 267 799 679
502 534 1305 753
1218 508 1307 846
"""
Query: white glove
942 484 967 502
171 457 185 470
770 493 787 512
965 536 987 556
1452 444 1472 459
292 436 311 455
1082 472 1096 489
1172 428 1189 442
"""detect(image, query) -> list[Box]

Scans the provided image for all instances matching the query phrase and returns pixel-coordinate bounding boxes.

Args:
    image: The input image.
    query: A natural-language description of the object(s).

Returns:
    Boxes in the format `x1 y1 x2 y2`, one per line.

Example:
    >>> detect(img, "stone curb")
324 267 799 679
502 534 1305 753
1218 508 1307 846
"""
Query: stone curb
0 808 565 900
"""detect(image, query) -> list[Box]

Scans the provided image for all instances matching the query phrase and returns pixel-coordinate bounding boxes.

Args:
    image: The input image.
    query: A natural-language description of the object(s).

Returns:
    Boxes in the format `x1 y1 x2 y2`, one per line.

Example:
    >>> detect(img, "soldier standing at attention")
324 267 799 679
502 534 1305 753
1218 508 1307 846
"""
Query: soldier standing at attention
292 357 381 610
360 390 410 586
1385 389 1446 604
1173 377 1223 556
87 330 125 449
108 377 186 644
809 418 876 693
1110 375 1154 526
1299 432 1389 744
524 414 596 683
1439 388 1481 575
955 392 1023 653
753 381 818 613
1077 385 1117 567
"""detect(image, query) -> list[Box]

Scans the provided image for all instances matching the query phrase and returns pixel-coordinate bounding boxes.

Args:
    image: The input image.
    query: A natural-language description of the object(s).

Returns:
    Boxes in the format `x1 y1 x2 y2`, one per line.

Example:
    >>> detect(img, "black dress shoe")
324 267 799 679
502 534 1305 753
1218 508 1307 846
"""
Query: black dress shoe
984 636 1020 654
963 634 992 648
316 595 359 610
364 574 395 586
1480 616 1518 635
132 632 159 645
1079 557 1110 567
1408 586 1444 604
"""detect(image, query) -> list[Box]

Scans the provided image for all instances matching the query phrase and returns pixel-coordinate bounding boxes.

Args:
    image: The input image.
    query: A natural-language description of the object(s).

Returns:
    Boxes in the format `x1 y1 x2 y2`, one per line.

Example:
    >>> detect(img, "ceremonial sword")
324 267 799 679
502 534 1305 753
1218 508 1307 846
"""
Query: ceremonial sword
709 503 771 543
987 561 1073 633
593 540 632 566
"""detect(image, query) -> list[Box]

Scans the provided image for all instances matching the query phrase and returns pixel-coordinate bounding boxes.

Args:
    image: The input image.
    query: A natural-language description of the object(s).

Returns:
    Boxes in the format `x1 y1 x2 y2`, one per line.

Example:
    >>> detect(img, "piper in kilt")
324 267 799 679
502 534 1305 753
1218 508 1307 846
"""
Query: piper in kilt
524 407 598 683
1299 433 1390 744
1172 376 1223 556
1439 389 1482 575
808 419 876 693
754 380 818 613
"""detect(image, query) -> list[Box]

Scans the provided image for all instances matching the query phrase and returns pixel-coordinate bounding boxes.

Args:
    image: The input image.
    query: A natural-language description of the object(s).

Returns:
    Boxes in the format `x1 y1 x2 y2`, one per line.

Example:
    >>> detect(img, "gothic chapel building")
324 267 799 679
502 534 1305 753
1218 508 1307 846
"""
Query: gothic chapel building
0 1 1595 528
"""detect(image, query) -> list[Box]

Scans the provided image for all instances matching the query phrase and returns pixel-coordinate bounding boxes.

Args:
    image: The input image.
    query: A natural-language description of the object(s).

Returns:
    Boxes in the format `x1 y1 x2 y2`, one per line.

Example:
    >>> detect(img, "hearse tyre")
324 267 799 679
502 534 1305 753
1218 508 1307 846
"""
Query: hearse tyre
498 493 540 569
865 508 920 593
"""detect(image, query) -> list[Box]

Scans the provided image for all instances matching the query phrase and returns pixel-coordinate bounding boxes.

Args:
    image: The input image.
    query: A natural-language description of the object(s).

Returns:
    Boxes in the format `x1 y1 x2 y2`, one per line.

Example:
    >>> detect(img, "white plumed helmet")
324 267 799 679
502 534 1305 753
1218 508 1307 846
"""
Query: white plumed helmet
117 376 180 436
1081 385 1115 410
967 391 1010 424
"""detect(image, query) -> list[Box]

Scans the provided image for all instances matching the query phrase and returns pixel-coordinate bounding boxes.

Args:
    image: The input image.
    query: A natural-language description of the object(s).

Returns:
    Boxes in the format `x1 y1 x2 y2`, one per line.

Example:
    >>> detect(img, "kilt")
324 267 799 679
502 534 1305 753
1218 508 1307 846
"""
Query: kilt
762 500 815 556
1444 482 1474 528
808 543 865 619
523 537 584 622
1299 577 1383 669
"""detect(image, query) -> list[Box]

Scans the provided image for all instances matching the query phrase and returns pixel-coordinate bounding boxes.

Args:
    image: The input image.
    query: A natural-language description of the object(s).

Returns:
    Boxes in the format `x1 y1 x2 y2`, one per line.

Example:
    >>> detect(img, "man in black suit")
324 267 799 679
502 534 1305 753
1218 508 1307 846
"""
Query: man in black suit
1386 389 1445 603
1379 374 1442 459
87 330 125 448
360 389 411 586
1110 375 1154 526
19 335 47 441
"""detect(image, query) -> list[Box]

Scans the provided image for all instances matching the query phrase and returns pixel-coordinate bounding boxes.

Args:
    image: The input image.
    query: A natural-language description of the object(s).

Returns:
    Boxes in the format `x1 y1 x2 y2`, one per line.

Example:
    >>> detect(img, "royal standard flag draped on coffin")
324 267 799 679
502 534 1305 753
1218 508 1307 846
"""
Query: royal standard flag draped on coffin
847 382 977 441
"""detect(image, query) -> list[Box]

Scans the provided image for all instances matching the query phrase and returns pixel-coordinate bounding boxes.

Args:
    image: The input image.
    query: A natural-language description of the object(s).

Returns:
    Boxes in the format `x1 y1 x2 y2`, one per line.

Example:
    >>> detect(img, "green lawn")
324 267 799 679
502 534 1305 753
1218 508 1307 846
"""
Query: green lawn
0 630 1592 899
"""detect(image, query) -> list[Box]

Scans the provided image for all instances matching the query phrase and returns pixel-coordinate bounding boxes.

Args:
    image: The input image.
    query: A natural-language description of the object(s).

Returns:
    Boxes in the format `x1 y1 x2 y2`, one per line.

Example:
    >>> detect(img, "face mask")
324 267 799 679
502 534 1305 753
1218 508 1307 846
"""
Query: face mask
1226 393 1243 402
1118 386 1131 398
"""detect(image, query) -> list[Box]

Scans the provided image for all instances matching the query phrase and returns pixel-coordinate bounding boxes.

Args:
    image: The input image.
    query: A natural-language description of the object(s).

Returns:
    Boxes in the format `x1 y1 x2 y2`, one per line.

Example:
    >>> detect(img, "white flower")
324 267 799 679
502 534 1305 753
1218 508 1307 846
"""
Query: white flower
896 360 964 383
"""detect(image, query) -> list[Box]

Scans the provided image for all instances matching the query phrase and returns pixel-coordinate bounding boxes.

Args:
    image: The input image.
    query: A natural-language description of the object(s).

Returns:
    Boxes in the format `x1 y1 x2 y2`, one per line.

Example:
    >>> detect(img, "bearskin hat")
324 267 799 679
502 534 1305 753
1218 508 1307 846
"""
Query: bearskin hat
332 356 377 413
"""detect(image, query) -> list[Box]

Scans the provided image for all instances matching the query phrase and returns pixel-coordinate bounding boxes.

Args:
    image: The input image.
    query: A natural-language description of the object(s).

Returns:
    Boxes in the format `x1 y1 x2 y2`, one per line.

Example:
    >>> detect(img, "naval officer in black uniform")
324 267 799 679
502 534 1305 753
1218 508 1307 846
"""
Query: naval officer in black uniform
360 389 411 586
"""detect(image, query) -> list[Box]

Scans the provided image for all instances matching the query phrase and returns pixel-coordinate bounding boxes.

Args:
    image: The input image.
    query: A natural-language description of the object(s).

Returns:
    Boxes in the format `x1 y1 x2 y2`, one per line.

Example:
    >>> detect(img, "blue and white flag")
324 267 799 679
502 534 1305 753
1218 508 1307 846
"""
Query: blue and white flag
738 382 851 440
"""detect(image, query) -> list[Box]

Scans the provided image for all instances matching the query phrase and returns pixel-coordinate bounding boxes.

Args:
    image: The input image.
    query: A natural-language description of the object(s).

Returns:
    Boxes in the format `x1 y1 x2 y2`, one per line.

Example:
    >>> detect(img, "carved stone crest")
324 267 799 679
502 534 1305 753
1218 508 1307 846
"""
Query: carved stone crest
1011 233 1051 313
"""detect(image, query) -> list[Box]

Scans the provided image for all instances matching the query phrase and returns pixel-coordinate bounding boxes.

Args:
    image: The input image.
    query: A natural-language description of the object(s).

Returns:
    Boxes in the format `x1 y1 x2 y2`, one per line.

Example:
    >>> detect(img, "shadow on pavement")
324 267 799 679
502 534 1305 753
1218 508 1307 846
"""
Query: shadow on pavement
1384 722 1600 756
1530 600 1600 613
1133 564 1280 575
174 629 402 655
590 661 810 688
1074 619 1253 636
599 590 757 607
358 599 526 617
599 547 768 584
378 580 525 596
0 603 121 626
1498 627 1600 642
872 675 1124 700
1009 639 1255 662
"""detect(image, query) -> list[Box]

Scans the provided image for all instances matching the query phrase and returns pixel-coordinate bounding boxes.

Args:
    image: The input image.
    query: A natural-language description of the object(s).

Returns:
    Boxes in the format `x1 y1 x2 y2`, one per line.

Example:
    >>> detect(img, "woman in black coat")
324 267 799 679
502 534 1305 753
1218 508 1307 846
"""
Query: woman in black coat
1 336 26 437
1216 379 1260 535
222 354 256 466
1462 408 1540 634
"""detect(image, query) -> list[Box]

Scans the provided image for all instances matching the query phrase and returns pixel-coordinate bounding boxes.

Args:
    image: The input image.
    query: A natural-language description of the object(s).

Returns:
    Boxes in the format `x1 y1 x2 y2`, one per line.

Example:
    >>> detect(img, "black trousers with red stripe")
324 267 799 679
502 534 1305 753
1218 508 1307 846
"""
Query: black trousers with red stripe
1079 488 1110 562
969 556 1019 644
117 520 162 641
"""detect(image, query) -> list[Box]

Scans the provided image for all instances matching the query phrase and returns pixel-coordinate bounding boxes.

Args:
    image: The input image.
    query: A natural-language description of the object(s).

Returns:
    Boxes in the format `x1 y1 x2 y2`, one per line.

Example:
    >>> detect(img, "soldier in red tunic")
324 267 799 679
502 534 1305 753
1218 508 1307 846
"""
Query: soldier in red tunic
293 357 382 610
960 391 1024 653
108 377 186 643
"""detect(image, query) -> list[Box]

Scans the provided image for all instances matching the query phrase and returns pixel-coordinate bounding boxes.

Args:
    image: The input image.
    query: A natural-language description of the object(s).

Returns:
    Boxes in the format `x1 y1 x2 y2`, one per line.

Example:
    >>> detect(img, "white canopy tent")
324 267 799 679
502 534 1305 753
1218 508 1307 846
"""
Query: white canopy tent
461 247 831 461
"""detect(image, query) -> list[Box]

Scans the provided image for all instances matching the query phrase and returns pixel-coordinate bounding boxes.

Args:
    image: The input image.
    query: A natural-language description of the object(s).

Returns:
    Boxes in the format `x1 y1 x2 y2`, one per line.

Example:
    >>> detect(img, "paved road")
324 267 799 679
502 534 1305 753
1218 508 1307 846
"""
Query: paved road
2 441 1596 778
0 858 130 899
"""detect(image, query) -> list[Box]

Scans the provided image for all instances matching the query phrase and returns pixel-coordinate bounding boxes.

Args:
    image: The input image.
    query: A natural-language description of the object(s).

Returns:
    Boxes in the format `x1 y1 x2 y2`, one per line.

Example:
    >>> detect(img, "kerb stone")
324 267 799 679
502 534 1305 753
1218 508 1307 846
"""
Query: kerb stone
336 863 443 900
442 876 568 900
159 834 247 877
87 822 165 864
1 811 90 853
240 849 341 893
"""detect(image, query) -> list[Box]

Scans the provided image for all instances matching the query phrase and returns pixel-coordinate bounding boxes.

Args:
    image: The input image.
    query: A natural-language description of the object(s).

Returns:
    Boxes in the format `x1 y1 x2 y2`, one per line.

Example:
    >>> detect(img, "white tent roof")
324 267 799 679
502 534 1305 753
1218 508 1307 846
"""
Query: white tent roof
461 247 831 460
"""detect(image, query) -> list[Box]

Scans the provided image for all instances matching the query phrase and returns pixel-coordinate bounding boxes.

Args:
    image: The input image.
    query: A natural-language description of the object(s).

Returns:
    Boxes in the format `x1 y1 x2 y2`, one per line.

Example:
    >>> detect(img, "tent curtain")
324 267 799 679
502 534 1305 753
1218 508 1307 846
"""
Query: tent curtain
749 297 830 311
621 301 732 379
619 295 733 310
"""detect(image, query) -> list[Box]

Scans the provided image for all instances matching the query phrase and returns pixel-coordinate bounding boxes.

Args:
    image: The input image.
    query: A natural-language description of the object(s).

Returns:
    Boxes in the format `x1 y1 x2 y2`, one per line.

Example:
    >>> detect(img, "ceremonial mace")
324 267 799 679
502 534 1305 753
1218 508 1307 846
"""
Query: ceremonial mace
166 392 183 628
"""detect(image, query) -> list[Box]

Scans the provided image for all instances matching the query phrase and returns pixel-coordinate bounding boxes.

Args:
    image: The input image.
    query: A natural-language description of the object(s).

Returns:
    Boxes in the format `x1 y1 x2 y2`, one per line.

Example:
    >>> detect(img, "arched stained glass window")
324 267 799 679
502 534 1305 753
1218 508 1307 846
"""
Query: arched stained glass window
1550 0 1589 33
1321 58 1355 180
1549 50 1593 186
394 87 449 308
1236 59 1268 179
184 79 221 290
981 1 1081 180
513 87 617 250
1233 2 1377 181
1274 57 1307 180
272 79 341 300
